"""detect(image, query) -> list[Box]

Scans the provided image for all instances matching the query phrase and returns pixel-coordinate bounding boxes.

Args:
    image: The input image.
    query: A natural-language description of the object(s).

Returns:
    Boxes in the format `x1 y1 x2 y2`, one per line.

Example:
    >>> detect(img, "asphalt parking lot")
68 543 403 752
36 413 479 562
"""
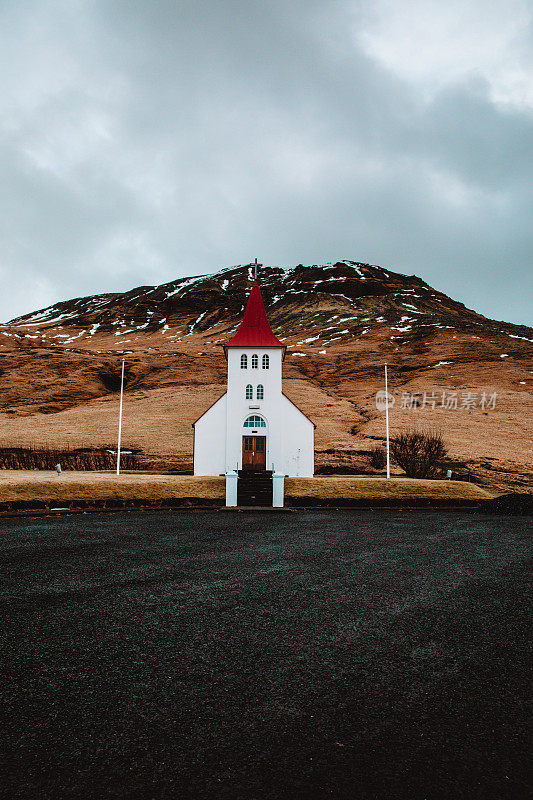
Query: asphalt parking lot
1 510 530 800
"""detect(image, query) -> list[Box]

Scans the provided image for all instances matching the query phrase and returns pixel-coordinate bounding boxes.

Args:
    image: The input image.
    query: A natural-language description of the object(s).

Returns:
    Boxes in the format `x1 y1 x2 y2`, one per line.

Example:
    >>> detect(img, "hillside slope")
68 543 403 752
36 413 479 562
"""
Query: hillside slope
1 261 531 489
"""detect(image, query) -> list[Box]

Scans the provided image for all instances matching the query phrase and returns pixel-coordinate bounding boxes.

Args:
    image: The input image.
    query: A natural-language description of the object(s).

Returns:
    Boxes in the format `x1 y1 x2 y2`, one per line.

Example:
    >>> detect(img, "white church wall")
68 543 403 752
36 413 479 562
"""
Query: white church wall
193 393 227 476
280 395 315 476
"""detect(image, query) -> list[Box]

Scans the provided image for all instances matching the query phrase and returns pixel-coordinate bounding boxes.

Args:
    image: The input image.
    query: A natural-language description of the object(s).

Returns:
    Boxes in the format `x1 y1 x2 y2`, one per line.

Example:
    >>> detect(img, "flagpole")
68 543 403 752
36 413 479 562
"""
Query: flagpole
385 364 390 479
116 359 125 476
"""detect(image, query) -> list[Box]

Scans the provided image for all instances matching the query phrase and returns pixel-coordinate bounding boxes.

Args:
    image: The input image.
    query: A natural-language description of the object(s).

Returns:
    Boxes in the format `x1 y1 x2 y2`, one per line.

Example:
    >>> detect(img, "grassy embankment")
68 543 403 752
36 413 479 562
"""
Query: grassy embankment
0 471 493 509
0 472 225 508
286 476 492 502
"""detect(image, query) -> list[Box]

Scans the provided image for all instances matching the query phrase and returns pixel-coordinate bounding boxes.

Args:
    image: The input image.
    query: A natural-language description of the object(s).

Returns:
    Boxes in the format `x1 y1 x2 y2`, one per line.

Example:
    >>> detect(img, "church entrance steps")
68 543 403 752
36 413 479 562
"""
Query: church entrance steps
237 469 273 506
238 470 273 476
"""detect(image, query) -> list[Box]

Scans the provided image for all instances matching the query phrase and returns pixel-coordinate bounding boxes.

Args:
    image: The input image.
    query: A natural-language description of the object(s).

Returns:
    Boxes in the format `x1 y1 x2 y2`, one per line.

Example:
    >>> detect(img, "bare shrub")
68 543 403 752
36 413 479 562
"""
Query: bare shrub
369 445 386 469
390 430 447 478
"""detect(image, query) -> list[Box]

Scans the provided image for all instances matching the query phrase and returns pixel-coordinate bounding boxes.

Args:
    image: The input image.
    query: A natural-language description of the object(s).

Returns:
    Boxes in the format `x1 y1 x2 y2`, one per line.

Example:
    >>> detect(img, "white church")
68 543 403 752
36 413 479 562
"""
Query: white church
193 279 315 477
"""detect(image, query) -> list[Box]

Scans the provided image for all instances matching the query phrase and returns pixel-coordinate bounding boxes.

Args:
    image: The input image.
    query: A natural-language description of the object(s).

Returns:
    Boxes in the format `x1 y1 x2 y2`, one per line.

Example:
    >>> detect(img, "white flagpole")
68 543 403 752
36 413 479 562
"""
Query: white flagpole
385 363 390 479
116 359 125 476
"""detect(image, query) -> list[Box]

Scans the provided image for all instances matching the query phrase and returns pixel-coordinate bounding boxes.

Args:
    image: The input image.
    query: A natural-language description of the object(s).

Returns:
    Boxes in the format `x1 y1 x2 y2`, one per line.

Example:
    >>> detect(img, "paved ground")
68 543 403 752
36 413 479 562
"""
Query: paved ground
1 510 530 800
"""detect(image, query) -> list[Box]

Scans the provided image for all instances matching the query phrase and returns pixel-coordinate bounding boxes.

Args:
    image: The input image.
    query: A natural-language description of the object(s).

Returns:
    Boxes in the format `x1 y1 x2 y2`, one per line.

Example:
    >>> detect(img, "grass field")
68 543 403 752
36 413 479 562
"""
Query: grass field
1 510 530 799
0 471 225 505
285 476 492 501
0 471 493 507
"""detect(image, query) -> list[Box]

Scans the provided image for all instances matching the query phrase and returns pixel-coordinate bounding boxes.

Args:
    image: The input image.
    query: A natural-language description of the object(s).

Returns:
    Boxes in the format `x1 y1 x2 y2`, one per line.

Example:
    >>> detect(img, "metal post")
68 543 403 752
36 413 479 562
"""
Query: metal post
116 359 125 476
385 364 391 479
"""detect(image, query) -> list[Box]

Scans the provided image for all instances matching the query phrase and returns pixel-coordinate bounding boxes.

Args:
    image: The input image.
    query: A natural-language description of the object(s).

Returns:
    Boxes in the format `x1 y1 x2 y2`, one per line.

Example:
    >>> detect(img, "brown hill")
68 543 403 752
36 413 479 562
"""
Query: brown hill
1 261 531 490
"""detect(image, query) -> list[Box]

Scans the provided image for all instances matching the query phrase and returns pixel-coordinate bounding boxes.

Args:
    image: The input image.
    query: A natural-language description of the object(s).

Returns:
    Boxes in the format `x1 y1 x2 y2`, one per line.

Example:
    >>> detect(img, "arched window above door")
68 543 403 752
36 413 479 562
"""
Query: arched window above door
243 415 266 427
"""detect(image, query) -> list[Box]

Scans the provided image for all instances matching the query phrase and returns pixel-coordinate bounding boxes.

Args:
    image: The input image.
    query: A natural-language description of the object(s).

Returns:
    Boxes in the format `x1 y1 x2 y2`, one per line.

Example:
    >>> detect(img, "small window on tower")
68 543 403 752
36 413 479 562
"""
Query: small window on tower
245 384 253 400
240 354 247 369
251 354 258 369
256 384 264 400
262 354 269 369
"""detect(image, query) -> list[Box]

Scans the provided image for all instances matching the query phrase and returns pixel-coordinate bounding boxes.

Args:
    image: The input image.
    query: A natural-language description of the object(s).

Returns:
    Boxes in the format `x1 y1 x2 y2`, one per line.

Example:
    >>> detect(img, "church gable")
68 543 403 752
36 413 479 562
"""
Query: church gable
282 393 316 428
192 392 227 427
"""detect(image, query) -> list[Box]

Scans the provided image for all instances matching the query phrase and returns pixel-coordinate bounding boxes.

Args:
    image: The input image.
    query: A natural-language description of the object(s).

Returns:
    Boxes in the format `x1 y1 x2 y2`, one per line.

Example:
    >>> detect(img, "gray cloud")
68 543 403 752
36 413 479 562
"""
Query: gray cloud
1 0 531 324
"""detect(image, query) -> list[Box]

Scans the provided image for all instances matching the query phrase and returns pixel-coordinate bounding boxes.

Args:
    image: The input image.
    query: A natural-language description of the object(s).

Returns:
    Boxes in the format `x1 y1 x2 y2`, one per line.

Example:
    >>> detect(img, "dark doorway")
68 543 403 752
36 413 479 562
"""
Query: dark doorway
242 436 266 470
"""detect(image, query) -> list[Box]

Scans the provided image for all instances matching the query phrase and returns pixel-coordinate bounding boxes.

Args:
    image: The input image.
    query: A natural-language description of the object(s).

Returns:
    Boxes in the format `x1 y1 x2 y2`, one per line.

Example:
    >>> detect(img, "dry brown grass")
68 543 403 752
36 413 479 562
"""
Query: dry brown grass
0 379 358 457
0 471 225 504
0 471 493 506
285 476 493 501
0 379 529 490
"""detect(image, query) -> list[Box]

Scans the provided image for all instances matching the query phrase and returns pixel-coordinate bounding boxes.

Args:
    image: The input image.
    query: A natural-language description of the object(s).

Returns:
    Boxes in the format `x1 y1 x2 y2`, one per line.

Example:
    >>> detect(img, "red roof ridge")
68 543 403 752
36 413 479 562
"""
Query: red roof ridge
224 280 285 354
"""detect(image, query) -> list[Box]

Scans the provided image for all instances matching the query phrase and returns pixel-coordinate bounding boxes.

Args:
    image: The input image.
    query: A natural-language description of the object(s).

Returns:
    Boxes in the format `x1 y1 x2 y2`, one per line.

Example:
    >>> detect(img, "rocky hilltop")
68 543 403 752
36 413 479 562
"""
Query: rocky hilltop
1 261 531 489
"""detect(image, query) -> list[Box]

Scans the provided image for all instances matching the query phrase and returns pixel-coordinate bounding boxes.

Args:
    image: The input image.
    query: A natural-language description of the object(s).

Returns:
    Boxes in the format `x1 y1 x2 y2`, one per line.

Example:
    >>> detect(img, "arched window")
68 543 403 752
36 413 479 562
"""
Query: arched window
240 354 247 369
243 415 266 427
245 384 253 400
262 354 269 369
251 354 258 369
256 384 264 400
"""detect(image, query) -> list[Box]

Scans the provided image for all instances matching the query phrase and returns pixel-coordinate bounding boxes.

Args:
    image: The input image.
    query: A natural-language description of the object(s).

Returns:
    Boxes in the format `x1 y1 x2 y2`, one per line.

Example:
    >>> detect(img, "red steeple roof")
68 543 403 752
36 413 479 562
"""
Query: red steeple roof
224 281 284 353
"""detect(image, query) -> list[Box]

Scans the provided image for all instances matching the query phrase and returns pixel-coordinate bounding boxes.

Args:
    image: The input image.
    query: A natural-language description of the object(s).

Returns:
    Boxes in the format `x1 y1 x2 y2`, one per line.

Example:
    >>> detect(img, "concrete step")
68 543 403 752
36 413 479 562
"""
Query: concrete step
237 472 273 507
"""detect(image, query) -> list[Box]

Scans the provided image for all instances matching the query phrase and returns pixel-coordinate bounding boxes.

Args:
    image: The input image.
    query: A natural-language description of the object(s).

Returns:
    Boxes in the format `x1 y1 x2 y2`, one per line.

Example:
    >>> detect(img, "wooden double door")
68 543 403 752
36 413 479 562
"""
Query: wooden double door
242 436 266 470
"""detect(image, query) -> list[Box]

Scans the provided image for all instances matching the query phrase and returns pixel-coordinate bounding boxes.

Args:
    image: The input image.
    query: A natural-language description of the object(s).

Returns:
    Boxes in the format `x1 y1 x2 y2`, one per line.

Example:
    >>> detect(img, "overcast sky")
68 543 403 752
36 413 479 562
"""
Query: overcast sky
1 0 532 325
